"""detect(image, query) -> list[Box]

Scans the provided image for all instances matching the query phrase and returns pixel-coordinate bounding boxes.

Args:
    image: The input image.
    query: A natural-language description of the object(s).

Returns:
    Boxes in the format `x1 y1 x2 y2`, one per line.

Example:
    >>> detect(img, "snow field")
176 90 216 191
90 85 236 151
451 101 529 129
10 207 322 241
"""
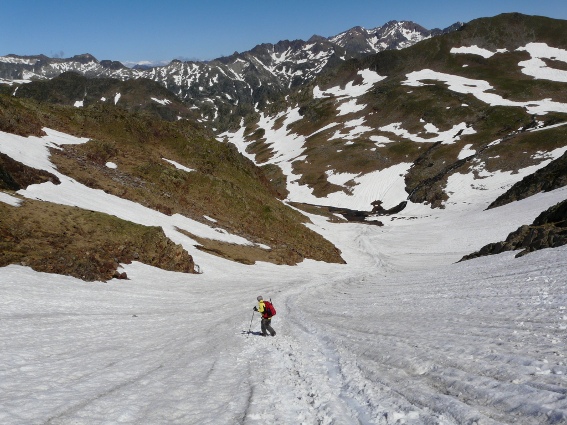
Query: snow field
292 247 567 424
2 185 567 423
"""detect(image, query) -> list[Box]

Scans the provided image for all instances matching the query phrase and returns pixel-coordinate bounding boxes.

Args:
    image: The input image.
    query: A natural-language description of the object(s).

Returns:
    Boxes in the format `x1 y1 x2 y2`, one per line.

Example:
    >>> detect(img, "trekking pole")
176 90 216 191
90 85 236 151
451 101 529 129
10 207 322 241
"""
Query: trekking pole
246 310 255 337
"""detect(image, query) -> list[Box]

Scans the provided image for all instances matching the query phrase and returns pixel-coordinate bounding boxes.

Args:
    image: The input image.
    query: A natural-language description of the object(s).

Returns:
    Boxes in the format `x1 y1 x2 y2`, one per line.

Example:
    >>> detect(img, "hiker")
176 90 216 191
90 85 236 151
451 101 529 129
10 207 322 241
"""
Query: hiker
253 296 276 337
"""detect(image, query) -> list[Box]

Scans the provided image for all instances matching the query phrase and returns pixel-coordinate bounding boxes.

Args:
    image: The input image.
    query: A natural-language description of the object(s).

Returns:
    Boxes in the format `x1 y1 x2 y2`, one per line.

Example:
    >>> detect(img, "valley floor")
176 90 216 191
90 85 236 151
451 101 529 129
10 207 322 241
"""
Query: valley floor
1 187 567 424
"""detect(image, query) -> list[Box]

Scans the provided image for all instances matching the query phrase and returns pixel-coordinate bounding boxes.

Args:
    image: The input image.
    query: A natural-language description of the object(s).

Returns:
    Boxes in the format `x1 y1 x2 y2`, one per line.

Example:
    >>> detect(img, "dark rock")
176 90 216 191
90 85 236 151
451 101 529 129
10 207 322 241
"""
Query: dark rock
461 199 567 261
487 150 567 209
0 153 61 190
113 271 128 279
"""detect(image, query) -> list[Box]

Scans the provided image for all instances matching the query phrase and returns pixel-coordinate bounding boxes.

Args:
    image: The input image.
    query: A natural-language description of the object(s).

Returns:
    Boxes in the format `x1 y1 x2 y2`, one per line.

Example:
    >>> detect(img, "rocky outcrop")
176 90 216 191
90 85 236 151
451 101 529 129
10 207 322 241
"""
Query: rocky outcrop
326 206 383 225
371 200 407 215
460 200 567 261
487 151 567 209
0 152 60 190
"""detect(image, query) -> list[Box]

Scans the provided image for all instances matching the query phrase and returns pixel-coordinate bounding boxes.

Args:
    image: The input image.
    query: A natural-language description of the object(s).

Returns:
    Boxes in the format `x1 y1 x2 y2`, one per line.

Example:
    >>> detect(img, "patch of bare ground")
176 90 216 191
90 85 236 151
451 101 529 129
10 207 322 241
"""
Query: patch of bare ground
288 202 348 223
177 229 311 266
50 139 344 265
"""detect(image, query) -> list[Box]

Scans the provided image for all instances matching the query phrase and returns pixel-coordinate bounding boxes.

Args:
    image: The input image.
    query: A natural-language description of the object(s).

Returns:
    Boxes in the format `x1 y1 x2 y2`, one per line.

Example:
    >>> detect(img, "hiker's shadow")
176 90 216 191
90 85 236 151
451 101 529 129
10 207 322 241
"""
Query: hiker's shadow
241 330 263 336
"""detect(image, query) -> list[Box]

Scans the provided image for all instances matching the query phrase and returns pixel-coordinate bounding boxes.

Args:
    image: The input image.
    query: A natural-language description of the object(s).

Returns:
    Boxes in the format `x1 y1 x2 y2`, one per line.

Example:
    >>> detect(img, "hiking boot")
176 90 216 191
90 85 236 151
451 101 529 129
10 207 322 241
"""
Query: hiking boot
271 331 276 337
261 333 268 337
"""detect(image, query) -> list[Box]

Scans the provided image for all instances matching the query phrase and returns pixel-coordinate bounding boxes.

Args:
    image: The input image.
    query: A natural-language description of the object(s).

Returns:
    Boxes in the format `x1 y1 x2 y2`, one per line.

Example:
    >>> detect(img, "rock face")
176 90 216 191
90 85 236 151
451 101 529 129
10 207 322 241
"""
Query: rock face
0 152 61 190
371 200 407 215
329 21 459 54
487 151 567 209
461 200 567 261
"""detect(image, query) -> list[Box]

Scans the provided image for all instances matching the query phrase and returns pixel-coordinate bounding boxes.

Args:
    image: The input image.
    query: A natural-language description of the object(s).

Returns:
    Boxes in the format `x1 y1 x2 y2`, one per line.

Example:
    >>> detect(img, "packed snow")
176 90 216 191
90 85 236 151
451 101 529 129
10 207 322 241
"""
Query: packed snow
2 110 567 423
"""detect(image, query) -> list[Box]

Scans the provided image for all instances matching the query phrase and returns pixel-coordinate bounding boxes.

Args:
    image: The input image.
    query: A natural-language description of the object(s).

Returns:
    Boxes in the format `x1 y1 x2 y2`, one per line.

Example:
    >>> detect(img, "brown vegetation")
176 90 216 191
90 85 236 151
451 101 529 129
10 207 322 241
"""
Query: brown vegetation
0 198 195 281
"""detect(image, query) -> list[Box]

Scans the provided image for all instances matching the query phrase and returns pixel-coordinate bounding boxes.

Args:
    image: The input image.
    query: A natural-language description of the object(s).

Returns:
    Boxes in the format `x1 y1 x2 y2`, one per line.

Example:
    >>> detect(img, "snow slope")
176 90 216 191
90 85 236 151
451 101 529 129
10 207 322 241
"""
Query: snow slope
1 127 567 424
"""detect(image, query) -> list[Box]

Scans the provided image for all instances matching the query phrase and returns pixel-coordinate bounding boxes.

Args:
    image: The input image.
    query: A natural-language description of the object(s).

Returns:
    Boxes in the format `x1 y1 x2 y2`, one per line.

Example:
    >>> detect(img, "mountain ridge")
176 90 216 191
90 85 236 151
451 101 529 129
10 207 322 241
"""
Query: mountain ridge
1 19 461 131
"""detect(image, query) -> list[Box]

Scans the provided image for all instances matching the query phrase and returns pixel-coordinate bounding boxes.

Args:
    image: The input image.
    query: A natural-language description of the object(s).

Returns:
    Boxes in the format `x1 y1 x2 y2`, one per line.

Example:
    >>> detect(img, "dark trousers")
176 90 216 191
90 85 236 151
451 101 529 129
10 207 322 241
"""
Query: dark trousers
261 318 275 336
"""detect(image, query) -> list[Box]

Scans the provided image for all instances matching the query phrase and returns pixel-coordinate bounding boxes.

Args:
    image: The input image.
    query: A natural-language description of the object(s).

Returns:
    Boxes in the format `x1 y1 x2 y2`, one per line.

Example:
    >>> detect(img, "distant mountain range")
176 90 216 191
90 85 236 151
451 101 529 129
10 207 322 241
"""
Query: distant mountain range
0 20 461 130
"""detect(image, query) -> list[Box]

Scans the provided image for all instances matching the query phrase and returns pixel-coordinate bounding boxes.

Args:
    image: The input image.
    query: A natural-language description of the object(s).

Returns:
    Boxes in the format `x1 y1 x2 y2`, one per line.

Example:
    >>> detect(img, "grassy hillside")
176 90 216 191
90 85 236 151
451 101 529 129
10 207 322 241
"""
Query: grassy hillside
0 198 194 281
8 72 197 122
0 92 344 272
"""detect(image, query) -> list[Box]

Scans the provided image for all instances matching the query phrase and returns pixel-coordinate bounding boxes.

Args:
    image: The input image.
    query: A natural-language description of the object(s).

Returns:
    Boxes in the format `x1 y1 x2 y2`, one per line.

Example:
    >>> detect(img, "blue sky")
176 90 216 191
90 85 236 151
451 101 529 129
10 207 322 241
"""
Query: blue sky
2 0 567 64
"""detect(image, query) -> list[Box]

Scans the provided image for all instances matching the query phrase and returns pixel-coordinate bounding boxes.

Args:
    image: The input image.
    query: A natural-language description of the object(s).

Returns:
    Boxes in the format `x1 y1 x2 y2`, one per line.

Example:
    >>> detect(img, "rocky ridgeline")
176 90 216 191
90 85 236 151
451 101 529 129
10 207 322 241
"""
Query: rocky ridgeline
0 21 459 130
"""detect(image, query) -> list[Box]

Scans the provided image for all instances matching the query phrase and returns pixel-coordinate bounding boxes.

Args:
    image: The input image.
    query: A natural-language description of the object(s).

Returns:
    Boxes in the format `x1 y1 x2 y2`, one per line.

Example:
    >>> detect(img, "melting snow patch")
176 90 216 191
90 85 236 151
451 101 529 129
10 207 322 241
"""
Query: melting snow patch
370 135 396 146
151 97 171 105
528 121 567 133
0 128 89 174
326 170 358 186
444 151 567 208
458 144 476 159
380 121 475 144
0 192 22 207
403 69 567 114
329 118 373 141
162 158 195 173
74 100 84 108
516 43 567 83
337 99 365 116
114 93 121 105
105 162 117 169
313 69 386 99
450 45 499 59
